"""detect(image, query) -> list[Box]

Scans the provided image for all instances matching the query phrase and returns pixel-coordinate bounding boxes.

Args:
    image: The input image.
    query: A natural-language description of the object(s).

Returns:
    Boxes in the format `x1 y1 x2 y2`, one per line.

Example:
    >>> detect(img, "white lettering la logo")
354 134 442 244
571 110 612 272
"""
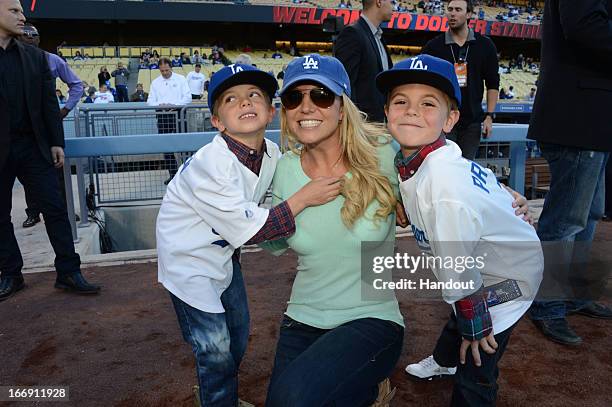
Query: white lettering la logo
302 56 319 70
229 64 244 74
409 59 428 70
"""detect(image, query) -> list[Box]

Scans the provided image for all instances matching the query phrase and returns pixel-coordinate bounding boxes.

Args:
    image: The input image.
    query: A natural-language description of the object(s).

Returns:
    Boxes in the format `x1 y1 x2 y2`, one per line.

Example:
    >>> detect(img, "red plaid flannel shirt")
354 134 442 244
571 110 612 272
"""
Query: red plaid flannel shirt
222 134 295 245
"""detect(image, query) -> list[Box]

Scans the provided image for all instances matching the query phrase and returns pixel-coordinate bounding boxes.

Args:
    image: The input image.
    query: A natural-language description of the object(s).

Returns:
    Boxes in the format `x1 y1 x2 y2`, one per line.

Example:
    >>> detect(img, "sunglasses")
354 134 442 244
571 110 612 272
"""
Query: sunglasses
281 87 336 110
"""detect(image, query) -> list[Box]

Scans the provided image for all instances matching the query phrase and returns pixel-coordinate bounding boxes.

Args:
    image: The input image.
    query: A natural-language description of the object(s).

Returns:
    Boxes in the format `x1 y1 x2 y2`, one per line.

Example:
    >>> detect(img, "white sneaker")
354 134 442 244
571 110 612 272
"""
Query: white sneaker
405 355 457 380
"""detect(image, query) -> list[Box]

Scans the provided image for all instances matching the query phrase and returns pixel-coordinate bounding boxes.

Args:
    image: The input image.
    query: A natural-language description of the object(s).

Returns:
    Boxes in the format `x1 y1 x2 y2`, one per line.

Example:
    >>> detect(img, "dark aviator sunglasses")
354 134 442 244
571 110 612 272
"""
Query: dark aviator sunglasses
281 87 337 110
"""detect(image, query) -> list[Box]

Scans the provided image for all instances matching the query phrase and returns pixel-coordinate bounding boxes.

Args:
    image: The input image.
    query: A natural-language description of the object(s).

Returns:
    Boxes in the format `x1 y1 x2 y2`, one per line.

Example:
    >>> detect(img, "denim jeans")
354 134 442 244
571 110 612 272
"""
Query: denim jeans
529 142 609 320
0 137 80 278
169 259 250 407
446 121 482 161
265 316 404 407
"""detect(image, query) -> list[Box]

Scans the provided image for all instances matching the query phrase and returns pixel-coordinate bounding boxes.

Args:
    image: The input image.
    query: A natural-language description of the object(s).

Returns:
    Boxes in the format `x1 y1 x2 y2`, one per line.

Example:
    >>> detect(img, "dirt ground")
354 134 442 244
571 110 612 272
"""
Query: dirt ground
1 227 611 407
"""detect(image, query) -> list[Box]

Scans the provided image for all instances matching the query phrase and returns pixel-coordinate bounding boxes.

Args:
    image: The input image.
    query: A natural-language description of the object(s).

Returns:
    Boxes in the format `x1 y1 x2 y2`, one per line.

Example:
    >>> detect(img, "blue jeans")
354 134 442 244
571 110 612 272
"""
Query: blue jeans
529 142 609 320
169 259 250 407
265 316 404 407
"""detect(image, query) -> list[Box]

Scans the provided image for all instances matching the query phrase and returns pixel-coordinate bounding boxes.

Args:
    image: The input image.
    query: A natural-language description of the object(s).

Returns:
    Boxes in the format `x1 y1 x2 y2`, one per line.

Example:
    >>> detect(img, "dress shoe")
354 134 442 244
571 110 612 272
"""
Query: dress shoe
532 318 582 345
55 271 100 294
22 214 41 228
570 302 612 319
0 277 25 302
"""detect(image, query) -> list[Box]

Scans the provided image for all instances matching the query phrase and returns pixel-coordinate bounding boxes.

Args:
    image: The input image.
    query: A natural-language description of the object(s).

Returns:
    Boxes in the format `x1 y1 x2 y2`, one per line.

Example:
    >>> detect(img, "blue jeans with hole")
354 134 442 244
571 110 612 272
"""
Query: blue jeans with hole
265 316 404 407
169 259 249 407
529 142 609 320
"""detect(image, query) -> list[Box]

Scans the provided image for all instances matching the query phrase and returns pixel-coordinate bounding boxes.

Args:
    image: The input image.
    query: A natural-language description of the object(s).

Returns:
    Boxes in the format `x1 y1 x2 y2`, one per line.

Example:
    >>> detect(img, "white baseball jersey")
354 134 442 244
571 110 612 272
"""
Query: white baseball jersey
157 134 281 313
93 91 114 103
399 140 543 334
147 72 192 106
186 71 207 96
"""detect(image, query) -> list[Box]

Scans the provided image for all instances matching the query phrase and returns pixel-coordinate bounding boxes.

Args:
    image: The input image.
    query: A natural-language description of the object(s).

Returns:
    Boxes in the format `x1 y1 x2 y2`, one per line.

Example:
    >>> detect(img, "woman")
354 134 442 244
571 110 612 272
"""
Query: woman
98 66 111 87
264 54 403 407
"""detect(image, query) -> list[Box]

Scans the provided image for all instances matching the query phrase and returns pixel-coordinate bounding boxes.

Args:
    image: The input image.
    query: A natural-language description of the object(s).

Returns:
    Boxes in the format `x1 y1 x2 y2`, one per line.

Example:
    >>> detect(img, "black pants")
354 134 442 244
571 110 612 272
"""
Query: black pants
156 111 179 177
0 137 80 278
447 121 482 161
432 312 515 407
23 168 66 219
116 85 129 103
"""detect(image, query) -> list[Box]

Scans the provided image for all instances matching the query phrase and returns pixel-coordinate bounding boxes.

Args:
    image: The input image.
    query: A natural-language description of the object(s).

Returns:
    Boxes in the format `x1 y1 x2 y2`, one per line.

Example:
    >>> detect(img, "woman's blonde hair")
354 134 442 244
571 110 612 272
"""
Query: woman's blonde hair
281 94 396 228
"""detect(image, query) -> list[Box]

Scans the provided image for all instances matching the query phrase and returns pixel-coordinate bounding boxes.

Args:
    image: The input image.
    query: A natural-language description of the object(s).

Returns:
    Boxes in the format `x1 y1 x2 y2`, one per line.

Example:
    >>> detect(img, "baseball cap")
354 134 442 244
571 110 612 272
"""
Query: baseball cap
376 54 462 107
280 54 351 97
207 64 278 110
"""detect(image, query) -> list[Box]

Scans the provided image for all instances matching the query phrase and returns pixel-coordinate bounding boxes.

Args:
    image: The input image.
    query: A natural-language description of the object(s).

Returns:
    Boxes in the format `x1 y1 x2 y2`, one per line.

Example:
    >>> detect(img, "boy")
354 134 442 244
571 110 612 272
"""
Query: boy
376 55 543 405
156 64 342 407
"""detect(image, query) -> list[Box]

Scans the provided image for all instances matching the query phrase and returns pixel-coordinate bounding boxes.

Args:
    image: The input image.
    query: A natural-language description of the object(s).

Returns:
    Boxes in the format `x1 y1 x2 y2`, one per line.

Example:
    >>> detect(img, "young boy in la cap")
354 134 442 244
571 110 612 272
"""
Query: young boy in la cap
156 63 342 407
376 54 543 405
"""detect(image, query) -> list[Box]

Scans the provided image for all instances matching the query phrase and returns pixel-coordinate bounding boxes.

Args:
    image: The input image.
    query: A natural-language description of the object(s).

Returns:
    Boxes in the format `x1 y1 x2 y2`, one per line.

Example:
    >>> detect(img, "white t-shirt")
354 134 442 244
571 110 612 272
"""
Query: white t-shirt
93 91 114 103
186 71 207 96
147 72 192 106
399 140 543 334
157 135 281 313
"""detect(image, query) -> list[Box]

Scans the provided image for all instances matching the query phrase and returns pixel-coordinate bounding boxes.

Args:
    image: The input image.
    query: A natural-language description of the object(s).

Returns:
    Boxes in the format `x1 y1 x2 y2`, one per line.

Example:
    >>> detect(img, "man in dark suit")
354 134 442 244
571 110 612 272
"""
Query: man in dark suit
334 0 394 122
527 0 612 345
0 0 100 301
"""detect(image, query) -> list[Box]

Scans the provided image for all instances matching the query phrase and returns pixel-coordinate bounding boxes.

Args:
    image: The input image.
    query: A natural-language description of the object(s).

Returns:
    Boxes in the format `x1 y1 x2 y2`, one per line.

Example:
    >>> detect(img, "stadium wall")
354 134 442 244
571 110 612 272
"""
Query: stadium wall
26 1 541 40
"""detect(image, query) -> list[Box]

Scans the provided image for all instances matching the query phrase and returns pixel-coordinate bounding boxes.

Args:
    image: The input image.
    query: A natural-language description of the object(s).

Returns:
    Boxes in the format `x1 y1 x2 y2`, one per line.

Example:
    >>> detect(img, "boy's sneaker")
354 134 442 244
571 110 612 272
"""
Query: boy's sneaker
370 378 396 407
405 355 456 380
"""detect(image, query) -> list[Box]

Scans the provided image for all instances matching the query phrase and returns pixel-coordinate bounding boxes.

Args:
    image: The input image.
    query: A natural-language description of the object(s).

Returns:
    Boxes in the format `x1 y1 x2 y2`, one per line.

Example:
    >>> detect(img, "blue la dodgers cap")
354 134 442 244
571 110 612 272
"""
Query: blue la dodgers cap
280 54 351 97
207 64 278 110
376 54 462 107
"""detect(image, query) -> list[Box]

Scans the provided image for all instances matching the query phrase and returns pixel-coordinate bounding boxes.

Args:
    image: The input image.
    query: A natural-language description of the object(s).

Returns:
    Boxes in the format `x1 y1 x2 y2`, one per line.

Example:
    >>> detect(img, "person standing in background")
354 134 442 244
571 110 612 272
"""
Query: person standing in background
0 0 100 301
18 23 83 228
98 66 110 87
147 57 191 185
527 0 612 345
334 0 394 122
186 63 206 100
111 61 130 102
421 0 499 160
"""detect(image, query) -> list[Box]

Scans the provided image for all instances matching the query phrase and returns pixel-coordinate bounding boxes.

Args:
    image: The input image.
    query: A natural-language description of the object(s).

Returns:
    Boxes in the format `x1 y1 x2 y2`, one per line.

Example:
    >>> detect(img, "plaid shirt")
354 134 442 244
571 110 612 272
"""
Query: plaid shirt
222 134 295 245
455 285 493 341
394 136 447 182
395 136 493 340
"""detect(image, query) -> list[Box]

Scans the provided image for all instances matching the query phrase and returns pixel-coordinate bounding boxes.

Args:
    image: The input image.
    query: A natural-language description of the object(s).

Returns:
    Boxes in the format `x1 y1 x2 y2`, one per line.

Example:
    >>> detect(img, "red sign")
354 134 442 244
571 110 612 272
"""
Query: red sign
272 6 541 40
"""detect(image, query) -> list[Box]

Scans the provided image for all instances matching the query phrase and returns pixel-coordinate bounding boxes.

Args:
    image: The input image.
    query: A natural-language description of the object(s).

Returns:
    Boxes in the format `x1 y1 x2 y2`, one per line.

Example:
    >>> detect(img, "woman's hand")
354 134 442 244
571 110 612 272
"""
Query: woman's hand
287 177 343 216
505 185 534 225
396 202 409 228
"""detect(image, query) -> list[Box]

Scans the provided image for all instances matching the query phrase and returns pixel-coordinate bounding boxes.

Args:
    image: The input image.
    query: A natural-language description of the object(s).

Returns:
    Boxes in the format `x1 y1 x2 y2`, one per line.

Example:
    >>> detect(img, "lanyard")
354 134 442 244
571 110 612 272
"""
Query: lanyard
450 44 470 64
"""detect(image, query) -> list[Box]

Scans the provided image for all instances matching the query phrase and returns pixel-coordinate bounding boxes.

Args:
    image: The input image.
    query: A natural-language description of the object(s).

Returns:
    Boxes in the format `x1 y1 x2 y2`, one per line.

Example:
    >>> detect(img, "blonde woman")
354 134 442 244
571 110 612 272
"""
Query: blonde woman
264 54 403 407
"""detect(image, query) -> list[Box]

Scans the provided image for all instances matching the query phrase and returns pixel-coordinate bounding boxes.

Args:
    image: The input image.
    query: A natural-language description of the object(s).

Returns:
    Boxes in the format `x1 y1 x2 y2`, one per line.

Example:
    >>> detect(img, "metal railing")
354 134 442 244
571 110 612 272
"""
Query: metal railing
71 102 281 205
63 125 529 242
